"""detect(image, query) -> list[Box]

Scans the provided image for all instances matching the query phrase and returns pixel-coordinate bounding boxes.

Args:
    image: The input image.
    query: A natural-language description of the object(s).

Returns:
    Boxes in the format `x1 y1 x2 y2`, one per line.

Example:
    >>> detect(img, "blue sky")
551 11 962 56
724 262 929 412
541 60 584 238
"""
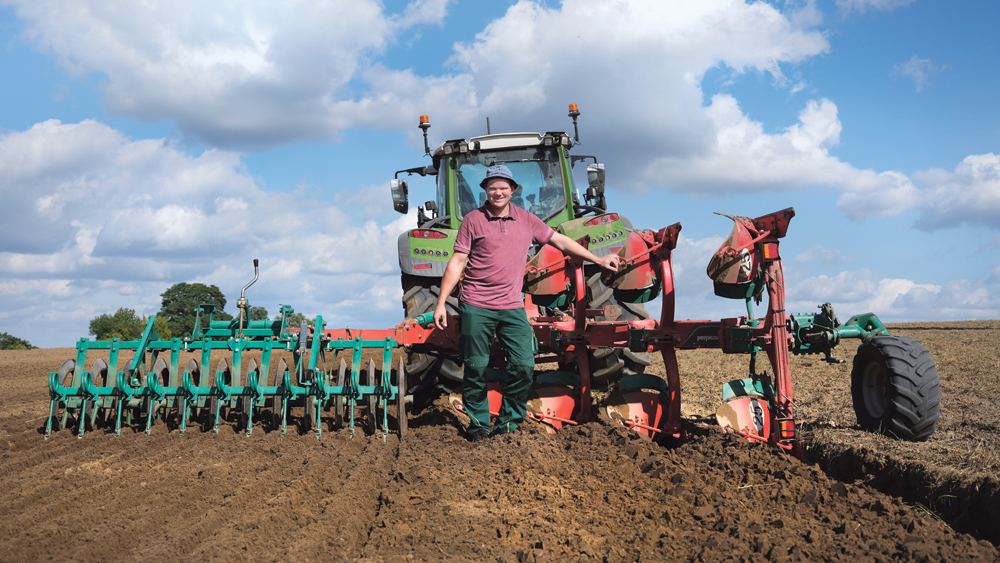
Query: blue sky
1 0 998 348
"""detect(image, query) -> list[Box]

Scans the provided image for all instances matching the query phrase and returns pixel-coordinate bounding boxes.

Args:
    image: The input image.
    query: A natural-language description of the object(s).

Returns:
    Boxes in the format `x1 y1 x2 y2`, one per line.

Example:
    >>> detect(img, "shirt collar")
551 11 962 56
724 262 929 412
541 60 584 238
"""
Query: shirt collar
482 204 518 221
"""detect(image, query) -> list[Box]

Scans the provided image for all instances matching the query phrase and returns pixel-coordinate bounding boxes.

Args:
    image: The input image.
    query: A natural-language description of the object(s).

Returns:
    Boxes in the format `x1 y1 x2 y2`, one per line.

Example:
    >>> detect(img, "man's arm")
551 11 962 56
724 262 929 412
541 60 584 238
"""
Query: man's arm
547 232 623 272
433 251 469 329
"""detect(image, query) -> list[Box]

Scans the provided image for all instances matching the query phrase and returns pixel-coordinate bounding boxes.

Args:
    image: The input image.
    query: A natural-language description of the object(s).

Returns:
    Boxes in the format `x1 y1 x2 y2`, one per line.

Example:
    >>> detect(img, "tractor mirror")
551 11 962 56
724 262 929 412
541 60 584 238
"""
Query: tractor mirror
390 179 409 214
587 163 605 196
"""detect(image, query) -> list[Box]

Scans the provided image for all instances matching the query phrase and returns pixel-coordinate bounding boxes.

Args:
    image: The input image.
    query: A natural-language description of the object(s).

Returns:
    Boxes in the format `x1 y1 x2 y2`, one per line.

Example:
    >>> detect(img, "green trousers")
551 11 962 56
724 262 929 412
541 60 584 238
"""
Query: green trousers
459 302 535 434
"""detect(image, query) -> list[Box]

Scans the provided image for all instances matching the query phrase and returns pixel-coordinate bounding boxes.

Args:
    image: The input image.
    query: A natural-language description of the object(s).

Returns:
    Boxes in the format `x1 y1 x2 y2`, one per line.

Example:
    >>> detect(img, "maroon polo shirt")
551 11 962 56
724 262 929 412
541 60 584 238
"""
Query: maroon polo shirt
454 204 555 310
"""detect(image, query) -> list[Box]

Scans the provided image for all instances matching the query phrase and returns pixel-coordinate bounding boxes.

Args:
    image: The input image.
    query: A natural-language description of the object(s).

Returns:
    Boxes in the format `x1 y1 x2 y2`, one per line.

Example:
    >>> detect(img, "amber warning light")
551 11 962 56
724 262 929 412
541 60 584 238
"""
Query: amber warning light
762 242 780 260
419 115 429 124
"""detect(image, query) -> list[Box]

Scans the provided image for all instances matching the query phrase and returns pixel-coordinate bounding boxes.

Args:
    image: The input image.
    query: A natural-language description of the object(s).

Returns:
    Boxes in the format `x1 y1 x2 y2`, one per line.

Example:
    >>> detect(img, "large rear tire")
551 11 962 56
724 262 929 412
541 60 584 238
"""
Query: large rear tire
401 274 463 410
851 335 941 441
561 269 650 387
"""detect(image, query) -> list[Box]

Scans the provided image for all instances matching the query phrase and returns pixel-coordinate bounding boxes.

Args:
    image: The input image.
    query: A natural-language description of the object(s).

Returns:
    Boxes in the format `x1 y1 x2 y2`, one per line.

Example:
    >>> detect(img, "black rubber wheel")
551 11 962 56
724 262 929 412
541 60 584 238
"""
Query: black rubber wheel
401 274 463 408
851 335 941 441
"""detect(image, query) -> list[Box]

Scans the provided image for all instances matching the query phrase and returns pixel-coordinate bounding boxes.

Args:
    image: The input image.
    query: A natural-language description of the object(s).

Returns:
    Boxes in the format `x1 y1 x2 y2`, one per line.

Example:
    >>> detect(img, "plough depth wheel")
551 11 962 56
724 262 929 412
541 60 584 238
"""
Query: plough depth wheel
851 335 941 441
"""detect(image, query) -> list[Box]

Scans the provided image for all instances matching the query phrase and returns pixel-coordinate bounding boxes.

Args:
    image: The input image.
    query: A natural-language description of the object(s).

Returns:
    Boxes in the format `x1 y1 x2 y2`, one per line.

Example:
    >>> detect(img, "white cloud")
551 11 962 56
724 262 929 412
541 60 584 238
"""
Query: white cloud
0 119 414 346
6 0 449 147
787 268 1000 322
4 0 829 155
911 153 1000 229
893 55 936 92
837 151 1000 230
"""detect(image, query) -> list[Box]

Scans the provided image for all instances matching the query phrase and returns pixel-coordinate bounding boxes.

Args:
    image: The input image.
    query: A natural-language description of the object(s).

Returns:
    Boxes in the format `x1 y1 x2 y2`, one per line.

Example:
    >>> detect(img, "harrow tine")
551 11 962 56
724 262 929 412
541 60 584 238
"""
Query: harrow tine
334 360 347 429
274 358 288 433
212 358 230 434
178 359 197 437
244 358 258 436
139 359 157 435
396 357 407 440
45 359 76 437
366 359 377 433
57 359 75 430
87 359 109 431
180 358 202 436
76 371 88 439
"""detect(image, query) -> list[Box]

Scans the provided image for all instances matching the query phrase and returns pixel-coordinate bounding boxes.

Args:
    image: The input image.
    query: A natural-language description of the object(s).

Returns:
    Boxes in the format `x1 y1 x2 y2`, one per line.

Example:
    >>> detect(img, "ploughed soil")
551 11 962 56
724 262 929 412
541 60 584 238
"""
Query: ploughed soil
1 321 998 562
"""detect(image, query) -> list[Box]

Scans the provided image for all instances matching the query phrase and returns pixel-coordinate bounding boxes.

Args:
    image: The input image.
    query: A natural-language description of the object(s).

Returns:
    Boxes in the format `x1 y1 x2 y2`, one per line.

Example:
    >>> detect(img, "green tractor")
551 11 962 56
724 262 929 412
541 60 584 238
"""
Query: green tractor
389 106 650 405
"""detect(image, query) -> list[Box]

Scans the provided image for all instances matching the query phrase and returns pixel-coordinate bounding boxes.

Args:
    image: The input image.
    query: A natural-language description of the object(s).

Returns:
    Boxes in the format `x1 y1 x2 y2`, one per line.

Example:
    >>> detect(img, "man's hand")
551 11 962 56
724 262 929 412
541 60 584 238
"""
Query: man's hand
433 302 449 330
548 232 624 273
432 251 468 330
595 253 624 273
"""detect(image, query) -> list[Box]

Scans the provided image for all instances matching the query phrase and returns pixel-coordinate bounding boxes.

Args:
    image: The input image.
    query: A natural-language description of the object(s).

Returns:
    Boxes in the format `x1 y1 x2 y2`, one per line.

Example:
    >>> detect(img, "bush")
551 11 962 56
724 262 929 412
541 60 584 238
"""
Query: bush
0 332 36 350
89 308 147 341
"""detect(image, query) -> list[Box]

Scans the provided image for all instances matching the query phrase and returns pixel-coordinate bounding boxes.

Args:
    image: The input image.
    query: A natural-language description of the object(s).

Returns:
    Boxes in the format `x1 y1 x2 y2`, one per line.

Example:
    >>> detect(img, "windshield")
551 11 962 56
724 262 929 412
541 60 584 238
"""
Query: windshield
450 145 567 221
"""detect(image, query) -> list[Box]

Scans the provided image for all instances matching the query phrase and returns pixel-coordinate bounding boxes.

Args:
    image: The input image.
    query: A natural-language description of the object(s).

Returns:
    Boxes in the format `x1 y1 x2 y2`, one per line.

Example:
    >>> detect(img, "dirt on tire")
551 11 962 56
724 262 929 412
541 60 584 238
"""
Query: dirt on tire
2 335 998 562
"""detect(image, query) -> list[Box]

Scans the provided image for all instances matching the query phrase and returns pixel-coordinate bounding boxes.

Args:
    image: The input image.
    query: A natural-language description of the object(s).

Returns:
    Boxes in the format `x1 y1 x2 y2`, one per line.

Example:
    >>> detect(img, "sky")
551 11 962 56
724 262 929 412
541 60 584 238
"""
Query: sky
1 0 998 348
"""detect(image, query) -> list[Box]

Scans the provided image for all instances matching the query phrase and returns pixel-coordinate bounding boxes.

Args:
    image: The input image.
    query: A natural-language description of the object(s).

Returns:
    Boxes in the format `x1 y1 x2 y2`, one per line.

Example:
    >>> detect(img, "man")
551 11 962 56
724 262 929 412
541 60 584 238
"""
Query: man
433 164 623 442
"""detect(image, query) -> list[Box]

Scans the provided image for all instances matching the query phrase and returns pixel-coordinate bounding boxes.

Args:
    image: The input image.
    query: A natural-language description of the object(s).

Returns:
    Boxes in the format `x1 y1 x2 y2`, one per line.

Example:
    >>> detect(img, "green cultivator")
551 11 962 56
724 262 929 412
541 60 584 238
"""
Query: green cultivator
47 261 410 440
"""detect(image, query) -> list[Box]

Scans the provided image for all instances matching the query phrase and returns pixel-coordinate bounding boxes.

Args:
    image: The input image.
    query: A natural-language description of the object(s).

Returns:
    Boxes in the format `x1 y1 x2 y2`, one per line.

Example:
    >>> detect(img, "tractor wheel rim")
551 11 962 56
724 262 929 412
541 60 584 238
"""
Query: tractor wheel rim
862 361 887 419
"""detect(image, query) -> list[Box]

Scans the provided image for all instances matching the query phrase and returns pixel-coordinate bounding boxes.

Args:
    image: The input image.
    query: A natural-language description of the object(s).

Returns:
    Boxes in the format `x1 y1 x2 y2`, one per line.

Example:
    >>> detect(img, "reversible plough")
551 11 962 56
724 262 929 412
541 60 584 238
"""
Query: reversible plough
46 207 940 454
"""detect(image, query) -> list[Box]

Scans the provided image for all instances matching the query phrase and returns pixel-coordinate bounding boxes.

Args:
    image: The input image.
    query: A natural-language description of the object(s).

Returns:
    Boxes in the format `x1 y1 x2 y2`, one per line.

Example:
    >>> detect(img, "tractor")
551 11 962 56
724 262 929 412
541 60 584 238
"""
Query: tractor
389 106 650 405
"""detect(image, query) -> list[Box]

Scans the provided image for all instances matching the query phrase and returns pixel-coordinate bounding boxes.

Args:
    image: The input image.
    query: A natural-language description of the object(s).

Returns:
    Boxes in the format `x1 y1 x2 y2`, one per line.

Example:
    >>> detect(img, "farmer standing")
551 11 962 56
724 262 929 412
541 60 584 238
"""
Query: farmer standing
433 164 622 442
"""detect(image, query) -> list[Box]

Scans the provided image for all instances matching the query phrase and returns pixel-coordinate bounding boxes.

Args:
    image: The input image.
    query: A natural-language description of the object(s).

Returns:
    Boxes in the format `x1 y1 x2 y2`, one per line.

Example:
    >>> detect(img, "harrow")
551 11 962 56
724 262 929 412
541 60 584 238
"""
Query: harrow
46 260 412 441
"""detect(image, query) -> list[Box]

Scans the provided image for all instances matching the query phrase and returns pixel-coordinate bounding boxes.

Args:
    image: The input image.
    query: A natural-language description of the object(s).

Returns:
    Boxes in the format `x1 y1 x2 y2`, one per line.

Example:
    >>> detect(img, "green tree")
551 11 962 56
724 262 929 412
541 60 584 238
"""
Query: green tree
89 308 146 340
249 306 269 321
0 332 36 350
153 315 173 339
160 282 232 337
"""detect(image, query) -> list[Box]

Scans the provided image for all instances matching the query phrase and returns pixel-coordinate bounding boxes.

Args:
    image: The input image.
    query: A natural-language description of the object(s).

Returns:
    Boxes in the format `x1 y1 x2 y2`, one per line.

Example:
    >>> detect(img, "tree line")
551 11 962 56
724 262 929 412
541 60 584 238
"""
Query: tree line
88 282 308 341
0 332 36 350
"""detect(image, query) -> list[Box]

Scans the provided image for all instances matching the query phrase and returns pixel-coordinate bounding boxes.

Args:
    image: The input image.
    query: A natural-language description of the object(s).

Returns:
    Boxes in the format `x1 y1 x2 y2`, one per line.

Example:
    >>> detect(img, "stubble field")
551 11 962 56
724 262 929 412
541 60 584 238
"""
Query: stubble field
0 321 997 562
